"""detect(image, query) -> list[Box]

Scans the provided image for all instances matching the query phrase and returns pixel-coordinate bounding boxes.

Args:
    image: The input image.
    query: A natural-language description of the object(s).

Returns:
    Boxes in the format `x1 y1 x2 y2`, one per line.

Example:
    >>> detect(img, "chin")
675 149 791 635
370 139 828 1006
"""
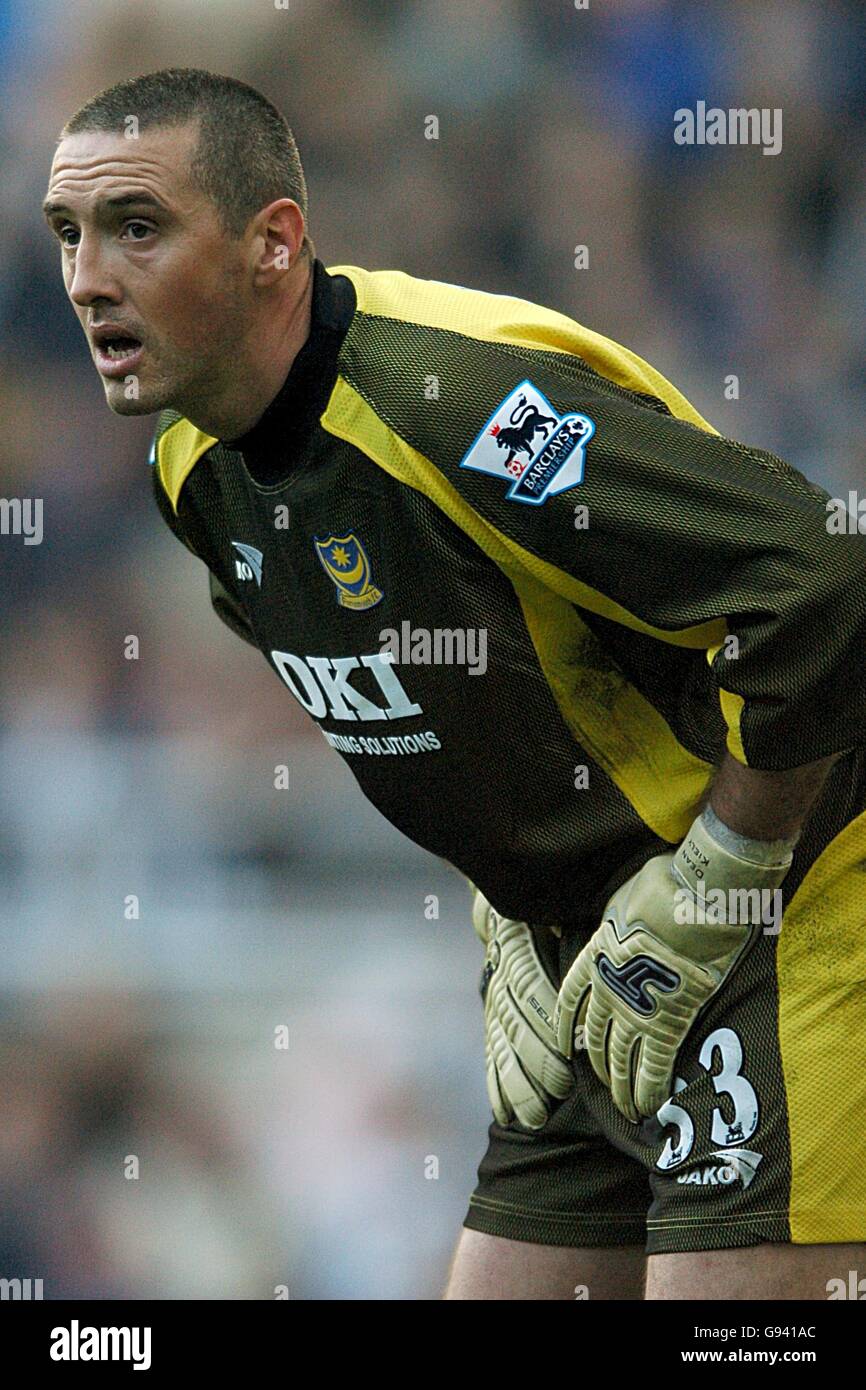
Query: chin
103 381 170 417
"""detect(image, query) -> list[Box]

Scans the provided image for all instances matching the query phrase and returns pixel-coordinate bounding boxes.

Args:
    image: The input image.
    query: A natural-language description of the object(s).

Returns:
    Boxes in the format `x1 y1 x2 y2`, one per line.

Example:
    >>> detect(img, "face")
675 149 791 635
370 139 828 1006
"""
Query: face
44 123 251 418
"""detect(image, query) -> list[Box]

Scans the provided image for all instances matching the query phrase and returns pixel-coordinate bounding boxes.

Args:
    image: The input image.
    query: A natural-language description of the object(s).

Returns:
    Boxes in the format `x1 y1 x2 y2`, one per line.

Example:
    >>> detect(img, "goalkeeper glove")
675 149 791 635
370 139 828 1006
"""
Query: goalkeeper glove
472 888 574 1129
554 809 795 1123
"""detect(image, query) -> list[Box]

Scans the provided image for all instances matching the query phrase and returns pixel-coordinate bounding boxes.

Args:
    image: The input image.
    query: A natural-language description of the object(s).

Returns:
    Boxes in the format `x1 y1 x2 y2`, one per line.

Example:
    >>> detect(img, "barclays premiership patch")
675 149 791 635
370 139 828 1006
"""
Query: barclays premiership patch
459 380 594 505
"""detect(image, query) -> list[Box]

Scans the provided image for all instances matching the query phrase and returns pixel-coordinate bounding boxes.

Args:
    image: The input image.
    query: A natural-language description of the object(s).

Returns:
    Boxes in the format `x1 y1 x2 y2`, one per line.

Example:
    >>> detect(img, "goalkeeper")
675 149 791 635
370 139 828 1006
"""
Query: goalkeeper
44 68 866 1301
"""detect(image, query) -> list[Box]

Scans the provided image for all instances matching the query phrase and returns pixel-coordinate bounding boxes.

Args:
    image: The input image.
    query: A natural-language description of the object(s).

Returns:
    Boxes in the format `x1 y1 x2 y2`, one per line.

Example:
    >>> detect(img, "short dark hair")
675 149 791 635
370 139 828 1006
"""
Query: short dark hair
63 67 313 258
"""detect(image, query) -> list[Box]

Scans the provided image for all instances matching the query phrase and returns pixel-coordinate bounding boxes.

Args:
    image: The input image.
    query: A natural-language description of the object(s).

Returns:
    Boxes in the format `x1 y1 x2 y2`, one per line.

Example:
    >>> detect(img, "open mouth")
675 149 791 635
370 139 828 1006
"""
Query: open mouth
91 330 146 376
100 335 142 360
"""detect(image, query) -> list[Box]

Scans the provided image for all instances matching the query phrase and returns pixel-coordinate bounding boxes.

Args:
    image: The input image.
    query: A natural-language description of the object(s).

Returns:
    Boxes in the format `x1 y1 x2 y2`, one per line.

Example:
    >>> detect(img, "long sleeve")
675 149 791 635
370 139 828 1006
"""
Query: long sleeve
435 359 866 769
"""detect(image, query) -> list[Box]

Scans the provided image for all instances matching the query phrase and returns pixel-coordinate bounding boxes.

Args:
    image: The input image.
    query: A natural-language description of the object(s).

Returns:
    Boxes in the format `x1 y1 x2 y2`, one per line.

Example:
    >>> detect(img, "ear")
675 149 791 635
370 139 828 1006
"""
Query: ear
250 199 306 287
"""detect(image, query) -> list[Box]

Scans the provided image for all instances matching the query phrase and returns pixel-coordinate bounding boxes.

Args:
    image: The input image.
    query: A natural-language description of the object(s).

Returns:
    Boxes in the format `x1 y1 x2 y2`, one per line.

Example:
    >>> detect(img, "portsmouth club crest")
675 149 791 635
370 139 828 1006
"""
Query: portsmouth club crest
314 532 383 610
459 379 595 505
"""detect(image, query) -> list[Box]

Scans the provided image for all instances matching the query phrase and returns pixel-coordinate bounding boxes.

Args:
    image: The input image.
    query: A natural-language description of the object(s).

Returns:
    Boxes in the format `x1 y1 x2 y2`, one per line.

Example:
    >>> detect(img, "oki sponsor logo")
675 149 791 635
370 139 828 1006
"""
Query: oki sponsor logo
271 649 423 722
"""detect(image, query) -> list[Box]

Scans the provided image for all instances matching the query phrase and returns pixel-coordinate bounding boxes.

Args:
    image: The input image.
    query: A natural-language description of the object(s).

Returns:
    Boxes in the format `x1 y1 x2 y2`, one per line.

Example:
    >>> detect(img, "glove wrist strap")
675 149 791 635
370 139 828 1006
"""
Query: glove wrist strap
701 804 800 862
673 809 794 899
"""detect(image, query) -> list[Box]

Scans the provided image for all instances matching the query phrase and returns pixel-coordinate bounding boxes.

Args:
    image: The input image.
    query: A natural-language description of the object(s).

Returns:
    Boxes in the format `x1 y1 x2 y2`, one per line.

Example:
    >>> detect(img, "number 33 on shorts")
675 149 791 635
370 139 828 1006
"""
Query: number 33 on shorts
656 1026 761 1179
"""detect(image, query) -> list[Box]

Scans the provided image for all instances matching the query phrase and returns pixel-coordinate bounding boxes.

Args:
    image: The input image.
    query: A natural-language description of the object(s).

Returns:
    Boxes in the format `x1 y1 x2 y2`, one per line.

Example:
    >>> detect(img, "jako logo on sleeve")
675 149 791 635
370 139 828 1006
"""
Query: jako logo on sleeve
459 380 594 505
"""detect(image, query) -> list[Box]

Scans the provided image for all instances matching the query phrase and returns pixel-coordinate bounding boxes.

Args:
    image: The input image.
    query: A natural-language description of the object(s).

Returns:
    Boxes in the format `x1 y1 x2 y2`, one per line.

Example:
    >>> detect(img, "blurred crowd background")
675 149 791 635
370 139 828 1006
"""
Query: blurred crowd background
1 0 864 1299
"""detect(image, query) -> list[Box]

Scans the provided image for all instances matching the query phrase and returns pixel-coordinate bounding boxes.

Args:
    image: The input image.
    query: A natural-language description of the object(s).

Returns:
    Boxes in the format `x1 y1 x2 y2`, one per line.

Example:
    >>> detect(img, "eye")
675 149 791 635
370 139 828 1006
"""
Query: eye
121 220 155 241
58 224 80 248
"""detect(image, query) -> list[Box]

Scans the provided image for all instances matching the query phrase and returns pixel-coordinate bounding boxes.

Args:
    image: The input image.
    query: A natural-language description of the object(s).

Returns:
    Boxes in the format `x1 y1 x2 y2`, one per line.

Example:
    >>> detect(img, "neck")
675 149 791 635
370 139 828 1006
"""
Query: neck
187 259 315 442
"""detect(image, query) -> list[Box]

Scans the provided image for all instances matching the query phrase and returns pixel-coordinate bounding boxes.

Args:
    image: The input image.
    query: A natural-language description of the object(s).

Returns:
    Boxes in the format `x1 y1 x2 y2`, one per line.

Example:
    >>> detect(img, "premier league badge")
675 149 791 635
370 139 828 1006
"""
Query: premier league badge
459 380 594 505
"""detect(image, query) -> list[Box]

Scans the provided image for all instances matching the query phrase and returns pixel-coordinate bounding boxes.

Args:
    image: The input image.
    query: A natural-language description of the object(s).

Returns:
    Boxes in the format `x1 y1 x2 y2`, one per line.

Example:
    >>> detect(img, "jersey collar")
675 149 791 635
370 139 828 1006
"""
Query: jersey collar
229 257 356 488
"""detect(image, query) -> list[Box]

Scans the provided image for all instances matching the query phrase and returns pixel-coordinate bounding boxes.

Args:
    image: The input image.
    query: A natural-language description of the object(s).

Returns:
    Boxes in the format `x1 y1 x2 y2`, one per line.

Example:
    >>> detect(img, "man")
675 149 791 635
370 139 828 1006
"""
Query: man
44 67 866 1301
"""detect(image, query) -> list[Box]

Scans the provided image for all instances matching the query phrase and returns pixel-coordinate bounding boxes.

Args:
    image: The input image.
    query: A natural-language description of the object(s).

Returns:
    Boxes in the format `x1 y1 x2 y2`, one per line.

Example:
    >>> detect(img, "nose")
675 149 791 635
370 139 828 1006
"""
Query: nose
68 232 122 309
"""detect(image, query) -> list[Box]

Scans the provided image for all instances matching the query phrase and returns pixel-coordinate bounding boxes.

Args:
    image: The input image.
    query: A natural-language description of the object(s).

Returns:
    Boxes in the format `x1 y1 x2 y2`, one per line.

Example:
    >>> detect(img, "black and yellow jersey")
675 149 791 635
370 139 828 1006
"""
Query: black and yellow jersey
150 258 866 927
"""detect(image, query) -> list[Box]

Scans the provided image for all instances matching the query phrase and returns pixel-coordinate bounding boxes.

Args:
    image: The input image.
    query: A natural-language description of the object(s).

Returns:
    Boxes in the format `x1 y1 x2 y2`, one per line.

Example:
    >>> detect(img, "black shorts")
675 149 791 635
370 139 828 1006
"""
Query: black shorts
464 821 866 1254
